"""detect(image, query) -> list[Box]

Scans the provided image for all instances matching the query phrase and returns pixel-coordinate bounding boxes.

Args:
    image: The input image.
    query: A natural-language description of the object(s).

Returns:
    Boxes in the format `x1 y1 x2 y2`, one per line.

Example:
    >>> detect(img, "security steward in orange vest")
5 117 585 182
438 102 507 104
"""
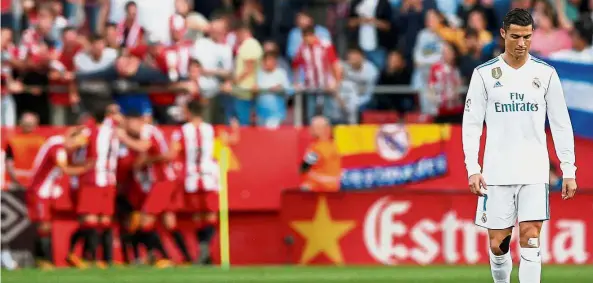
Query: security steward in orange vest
300 116 341 192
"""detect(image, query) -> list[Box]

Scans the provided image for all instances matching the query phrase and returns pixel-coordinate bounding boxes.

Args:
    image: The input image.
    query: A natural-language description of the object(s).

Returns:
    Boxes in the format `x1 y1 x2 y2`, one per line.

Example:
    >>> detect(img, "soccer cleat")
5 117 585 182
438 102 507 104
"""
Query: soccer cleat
154 259 173 269
66 253 88 269
95 260 108 269
36 260 55 271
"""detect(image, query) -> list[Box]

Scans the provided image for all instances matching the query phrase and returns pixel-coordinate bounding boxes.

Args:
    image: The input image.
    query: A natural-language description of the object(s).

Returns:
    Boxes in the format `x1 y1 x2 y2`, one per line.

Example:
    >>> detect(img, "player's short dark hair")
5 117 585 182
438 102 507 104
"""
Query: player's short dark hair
186 99 203 116
125 1 137 10
302 26 315 36
297 9 313 20
503 8 533 31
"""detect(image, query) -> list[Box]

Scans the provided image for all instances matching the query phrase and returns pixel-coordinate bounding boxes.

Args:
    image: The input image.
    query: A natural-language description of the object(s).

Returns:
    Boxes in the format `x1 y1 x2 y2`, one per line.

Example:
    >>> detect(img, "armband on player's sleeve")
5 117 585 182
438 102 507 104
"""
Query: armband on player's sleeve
300 151 319 173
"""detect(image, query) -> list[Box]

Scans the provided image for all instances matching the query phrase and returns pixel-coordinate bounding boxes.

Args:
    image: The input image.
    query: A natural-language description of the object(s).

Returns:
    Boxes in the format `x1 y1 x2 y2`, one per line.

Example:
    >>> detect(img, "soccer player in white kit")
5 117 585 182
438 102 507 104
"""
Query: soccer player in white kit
462 9 578 283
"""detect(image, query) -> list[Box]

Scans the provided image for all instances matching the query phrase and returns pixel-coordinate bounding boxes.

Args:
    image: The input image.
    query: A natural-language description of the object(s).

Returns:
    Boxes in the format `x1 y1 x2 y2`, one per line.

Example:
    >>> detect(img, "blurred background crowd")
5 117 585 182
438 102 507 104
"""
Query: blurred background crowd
1 0 592 128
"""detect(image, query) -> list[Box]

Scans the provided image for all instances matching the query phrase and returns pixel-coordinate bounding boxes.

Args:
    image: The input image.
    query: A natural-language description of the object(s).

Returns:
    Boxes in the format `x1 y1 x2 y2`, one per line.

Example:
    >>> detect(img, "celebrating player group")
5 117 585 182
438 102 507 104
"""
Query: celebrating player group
26 99 235 269
463 8 578 283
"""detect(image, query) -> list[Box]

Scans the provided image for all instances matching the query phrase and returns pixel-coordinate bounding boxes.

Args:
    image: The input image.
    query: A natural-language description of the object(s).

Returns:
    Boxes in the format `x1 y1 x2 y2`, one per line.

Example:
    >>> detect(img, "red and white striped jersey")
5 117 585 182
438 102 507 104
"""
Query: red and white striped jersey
79 118 120 187
29 136 68 199
1 44 19 96
116 19 144 49
292 39 339 89
138 124 176 183
171 122 219 192
428 61 463 116
18 28 50 62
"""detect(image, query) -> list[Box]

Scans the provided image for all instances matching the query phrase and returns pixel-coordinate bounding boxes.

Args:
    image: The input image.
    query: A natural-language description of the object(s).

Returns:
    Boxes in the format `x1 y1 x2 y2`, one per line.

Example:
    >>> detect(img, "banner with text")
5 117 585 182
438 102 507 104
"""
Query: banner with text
281 191 593 265
335 124 450 190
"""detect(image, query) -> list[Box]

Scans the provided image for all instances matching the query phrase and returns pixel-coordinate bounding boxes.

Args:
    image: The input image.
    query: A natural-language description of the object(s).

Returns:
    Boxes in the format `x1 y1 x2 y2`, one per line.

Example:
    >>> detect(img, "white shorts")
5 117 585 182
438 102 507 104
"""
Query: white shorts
475 184 550 229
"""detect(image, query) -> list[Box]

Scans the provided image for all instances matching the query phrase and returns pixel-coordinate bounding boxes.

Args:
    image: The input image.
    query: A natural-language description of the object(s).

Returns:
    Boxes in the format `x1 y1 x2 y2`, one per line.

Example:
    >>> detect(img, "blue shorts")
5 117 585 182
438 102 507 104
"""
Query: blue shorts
116 94 153 116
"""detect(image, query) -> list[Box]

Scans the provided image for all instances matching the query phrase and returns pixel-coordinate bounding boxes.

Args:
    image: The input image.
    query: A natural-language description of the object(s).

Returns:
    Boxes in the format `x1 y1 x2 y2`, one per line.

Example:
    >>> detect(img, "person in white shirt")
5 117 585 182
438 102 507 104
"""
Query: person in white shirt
548 24 593 64
255 52 292 128
463 9 577 283
342 46 379 121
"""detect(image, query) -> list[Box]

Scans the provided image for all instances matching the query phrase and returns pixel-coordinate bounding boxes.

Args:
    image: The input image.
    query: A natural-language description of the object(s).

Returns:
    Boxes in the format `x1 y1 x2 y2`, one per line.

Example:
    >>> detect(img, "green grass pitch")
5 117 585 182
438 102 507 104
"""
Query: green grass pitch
3 265 593 283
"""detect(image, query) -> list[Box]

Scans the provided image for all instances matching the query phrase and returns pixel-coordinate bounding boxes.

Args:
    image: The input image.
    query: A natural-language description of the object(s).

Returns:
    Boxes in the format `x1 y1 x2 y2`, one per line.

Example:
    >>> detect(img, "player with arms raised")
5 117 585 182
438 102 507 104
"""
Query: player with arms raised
463 9 577 283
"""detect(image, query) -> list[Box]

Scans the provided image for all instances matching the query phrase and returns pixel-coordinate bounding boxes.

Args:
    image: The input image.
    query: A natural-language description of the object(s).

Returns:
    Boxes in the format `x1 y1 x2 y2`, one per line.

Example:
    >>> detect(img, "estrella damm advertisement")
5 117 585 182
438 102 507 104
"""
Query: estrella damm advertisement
334 124 452 190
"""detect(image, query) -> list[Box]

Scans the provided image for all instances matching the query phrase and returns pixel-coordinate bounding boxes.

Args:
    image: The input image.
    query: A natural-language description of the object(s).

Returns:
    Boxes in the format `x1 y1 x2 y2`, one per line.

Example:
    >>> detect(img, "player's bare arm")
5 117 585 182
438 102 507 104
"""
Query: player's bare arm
116 127 151 152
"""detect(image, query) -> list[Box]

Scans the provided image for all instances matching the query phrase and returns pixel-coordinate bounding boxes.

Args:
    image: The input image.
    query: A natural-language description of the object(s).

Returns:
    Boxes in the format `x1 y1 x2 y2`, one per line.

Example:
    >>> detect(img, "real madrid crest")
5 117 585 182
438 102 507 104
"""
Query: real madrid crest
481 213 487 223
491 67 502 79
533 77 541 89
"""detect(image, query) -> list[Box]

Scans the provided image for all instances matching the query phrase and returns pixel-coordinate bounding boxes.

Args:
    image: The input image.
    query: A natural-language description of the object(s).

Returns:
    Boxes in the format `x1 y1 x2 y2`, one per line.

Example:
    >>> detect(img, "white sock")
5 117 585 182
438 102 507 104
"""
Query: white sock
519 247 541 283
490 249 512 283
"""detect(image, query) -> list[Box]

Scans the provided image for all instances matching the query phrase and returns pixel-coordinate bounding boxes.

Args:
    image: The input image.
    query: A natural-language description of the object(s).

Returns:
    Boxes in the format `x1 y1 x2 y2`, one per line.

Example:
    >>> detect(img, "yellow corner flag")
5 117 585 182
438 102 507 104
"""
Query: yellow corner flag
218 145 231 270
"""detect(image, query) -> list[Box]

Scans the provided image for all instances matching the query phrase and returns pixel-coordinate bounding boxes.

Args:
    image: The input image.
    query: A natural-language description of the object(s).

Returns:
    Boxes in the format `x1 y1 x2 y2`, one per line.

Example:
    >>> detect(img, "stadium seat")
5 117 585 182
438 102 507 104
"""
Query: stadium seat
361 111 400 124
404 112 434 124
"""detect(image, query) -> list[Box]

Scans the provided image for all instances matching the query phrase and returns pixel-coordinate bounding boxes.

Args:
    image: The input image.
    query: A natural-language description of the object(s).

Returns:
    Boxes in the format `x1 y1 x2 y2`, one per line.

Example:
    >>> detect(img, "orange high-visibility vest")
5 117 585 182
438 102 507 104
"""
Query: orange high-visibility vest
302 140 341 192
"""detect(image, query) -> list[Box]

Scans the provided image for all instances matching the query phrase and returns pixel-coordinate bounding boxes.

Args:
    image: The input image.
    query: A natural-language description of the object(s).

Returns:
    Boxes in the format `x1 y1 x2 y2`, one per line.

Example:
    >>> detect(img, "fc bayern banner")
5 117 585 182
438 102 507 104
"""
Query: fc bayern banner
335 124 450 190
281 191 593 265
547 60 593 140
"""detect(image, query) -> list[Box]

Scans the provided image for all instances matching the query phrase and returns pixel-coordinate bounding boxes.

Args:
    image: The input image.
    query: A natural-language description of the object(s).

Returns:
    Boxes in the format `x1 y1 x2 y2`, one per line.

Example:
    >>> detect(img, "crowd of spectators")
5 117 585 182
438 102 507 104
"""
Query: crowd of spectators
1 0 592 127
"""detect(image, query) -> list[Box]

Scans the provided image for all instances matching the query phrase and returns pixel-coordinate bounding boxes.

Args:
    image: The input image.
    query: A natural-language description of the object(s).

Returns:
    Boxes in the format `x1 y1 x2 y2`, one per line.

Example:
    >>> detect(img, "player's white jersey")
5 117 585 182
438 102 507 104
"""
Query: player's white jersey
462 54 576 185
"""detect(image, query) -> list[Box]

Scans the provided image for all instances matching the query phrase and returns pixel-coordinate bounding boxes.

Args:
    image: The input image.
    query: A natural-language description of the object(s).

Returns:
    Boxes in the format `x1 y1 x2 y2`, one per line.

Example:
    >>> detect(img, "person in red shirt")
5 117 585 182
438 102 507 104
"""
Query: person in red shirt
1 28 24 127
292 26 343 124
169 99 219 264
48 27 83 125
117 113 182 267
27 128 91 269
428 42 464 124
66 104 123 268
116 1 144 50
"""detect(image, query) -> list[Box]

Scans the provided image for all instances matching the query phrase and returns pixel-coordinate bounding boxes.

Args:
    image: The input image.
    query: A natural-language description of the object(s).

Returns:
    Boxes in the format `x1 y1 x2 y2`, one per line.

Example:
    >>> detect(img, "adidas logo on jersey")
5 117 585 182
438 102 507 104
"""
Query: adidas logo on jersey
494 81 503 88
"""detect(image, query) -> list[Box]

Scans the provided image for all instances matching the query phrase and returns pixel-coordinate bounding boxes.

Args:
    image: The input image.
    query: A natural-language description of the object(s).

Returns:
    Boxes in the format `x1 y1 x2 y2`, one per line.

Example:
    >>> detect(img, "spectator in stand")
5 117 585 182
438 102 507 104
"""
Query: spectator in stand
428 42 463 123
481 32 504 61
73 34 119 115
286 10 331 60
1 28 22 127
342 46 379 122
348 0 394 71
396 0 425 62
549 20 593 63
292 26 343 124
375 49 414 114
531 4 572 57
456 0 498 33
104 23 120 49
255 52 292 128
49 0 68 45
4 112 41 190
434 9 492 54
115 1 145 50
232 22 263 125
206 16 235 124
412 9 443 94
175 0 209 42
48 27 83 126
240 0 267 42
262 40 291 78
458 28 484 83
17 4 57 125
